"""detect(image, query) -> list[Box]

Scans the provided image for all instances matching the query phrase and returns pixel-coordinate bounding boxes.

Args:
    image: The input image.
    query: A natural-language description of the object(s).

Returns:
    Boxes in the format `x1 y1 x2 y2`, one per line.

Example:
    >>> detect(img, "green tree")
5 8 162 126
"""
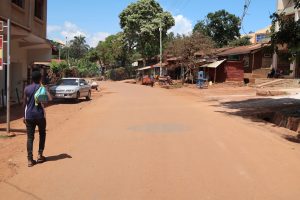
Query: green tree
194 10 241 47
193 20 207 34
76 58 99 77
85 48 100 63
165 32 215 69
228 36 252 47
270 0 300 59
119 0 175 65
69 35 90 59
97 33 130 68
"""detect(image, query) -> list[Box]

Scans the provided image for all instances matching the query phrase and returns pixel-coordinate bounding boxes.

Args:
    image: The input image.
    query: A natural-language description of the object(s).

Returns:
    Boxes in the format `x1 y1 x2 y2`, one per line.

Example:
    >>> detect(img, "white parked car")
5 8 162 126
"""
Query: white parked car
50 78 91 100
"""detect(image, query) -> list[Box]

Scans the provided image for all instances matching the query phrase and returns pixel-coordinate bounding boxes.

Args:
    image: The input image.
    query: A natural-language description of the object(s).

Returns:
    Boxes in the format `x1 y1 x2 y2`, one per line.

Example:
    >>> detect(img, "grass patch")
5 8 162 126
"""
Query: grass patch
0 135 10 139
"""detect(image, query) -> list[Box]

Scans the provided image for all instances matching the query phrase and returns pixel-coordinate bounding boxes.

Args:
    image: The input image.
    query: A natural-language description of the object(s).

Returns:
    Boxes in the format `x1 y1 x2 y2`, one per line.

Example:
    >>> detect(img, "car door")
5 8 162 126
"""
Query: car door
83 80 90 95
79 79 86 97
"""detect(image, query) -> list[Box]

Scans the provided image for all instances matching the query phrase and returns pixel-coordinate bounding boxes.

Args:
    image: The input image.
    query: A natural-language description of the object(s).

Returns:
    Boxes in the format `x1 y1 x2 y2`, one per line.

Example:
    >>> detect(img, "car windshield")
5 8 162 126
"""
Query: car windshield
56 79 79 86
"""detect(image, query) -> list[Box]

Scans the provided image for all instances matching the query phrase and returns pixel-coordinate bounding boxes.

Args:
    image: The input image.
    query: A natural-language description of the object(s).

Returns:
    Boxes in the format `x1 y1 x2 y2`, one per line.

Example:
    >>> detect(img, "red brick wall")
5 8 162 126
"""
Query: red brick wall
224 61 244 81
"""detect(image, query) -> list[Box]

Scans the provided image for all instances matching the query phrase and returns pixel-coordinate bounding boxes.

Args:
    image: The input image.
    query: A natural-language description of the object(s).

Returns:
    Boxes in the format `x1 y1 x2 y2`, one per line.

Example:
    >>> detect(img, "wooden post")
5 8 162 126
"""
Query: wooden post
251 53 255 75
1 89 4 108
214 68 217 83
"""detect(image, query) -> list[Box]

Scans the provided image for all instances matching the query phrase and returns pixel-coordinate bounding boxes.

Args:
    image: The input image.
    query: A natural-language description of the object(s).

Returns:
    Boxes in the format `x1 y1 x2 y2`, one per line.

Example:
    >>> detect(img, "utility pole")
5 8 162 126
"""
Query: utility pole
66 37 69 65
7 20 10 134
2 19 11 134
159 21 163 76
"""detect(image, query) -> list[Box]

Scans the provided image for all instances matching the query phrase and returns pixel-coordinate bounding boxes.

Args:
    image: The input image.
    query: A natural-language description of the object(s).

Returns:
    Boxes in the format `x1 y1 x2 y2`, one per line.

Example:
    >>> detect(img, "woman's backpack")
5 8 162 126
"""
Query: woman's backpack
34 85 49 106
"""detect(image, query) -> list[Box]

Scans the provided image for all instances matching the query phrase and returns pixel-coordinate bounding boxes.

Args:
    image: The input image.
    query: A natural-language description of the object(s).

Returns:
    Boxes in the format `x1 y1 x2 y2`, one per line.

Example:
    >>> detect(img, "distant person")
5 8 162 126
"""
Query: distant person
268 68 275 78
150 74 155 87
23 71 52 167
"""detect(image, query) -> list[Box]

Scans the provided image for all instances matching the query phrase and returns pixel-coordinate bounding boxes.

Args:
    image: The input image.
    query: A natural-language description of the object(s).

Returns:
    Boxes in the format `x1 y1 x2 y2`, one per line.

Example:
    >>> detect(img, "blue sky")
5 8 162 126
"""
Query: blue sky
47 0 276 47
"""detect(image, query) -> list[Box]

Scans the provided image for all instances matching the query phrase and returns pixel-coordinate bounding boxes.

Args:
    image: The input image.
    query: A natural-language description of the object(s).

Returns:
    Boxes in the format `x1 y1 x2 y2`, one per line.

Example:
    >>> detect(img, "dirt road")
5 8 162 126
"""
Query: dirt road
1 82 300 200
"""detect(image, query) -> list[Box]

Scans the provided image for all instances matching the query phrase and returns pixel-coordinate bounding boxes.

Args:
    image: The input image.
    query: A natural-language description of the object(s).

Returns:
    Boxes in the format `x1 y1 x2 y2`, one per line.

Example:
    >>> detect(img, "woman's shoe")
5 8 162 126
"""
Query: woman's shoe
28 159 36 167
37 154 46 164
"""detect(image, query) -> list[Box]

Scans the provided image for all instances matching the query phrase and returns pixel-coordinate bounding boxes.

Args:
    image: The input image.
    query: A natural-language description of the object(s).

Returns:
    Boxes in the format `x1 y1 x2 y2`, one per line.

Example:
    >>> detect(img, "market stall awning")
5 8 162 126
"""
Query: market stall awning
137 66 153 71
137 63 167 71
33 61 51 66
200 59 226 69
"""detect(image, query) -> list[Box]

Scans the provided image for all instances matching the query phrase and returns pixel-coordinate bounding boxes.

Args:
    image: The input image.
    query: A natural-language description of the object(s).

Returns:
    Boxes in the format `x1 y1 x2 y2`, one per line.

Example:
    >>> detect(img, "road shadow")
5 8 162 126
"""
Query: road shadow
0 104 24 124
215 97 300 121
46 153 72 162
213 97 300 137
0 128 27 135
283 135 300 144
52 99 88 105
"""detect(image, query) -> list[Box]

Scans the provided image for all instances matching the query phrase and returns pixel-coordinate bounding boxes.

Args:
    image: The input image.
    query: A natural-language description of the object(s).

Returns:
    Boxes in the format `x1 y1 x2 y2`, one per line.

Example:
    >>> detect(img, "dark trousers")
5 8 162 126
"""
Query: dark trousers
26 118 46 159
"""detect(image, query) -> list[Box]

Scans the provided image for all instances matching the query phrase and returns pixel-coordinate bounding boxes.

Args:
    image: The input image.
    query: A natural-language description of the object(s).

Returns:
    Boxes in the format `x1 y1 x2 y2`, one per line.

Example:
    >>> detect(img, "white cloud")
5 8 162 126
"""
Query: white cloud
47 21 110 47
169 15 193 35
88 32 110 47
47 25 62 34
61 21 87 39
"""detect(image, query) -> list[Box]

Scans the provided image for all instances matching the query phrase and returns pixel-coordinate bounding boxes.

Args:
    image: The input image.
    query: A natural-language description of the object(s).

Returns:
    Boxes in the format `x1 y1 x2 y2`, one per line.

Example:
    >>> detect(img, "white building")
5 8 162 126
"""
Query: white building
242 26 271 44
273 0 300 78
0 0 51 105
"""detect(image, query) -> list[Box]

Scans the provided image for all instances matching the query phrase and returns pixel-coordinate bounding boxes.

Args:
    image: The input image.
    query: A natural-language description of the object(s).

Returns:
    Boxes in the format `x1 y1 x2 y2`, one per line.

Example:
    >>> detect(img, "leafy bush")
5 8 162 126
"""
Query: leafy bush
64 67 79 77
105 66 138 81
106 67 129 81
77 59 99 77
50 61 68 74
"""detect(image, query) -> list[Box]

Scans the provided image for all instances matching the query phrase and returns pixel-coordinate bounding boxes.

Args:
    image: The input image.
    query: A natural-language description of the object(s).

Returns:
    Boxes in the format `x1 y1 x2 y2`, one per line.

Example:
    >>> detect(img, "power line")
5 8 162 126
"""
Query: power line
241 0 252 34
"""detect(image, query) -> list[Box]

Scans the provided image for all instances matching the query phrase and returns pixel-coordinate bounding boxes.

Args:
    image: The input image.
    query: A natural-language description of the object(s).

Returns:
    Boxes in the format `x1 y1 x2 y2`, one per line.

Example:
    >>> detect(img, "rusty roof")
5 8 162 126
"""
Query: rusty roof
167 57 182 61
217 44 269 56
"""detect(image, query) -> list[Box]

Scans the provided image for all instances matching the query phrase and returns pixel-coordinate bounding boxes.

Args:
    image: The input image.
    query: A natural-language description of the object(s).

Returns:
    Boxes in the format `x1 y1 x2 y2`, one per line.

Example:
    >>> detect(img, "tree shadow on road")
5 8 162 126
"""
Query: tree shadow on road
214 97 300 121
46 153 72 162
0 128 27 134
283 135 300 144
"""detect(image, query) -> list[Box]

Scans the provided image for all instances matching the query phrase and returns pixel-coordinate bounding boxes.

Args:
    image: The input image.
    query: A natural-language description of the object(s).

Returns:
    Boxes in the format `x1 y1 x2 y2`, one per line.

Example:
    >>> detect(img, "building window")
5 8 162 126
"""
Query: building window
256 34 267 43
228 55 240 61
243 55 250 68
34 0 44 20
12 0 24 8
264 53 272 58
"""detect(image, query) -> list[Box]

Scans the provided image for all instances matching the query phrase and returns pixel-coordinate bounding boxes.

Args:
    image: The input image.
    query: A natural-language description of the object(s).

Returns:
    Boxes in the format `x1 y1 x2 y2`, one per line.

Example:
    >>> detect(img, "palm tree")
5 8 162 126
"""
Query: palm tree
69 35 90 59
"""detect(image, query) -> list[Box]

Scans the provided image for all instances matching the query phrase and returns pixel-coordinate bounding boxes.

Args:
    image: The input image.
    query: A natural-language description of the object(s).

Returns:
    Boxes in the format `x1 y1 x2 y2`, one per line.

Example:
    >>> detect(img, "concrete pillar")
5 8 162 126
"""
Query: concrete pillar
290 61 296 78
277 0 283 11
295 10 299 21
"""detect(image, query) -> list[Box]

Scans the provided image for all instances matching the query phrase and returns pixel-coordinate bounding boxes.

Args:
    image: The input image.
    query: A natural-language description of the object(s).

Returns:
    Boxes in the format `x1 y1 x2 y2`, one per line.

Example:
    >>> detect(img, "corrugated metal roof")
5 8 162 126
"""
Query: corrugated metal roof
217 44 268 56
167 57 182 61
33 62 51 66
137 63 167 71
200 59 226 69
137 66 152 71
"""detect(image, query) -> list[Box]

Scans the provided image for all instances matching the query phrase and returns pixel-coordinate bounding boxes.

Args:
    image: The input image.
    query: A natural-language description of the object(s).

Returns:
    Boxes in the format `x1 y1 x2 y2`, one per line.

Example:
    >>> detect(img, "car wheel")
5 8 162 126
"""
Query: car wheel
86 91 91 101
75 92 80 102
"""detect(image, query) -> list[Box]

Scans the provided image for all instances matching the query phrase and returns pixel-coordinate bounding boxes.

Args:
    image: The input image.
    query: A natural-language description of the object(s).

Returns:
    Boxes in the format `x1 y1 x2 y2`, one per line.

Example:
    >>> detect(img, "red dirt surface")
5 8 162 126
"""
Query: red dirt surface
1 82 300 200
